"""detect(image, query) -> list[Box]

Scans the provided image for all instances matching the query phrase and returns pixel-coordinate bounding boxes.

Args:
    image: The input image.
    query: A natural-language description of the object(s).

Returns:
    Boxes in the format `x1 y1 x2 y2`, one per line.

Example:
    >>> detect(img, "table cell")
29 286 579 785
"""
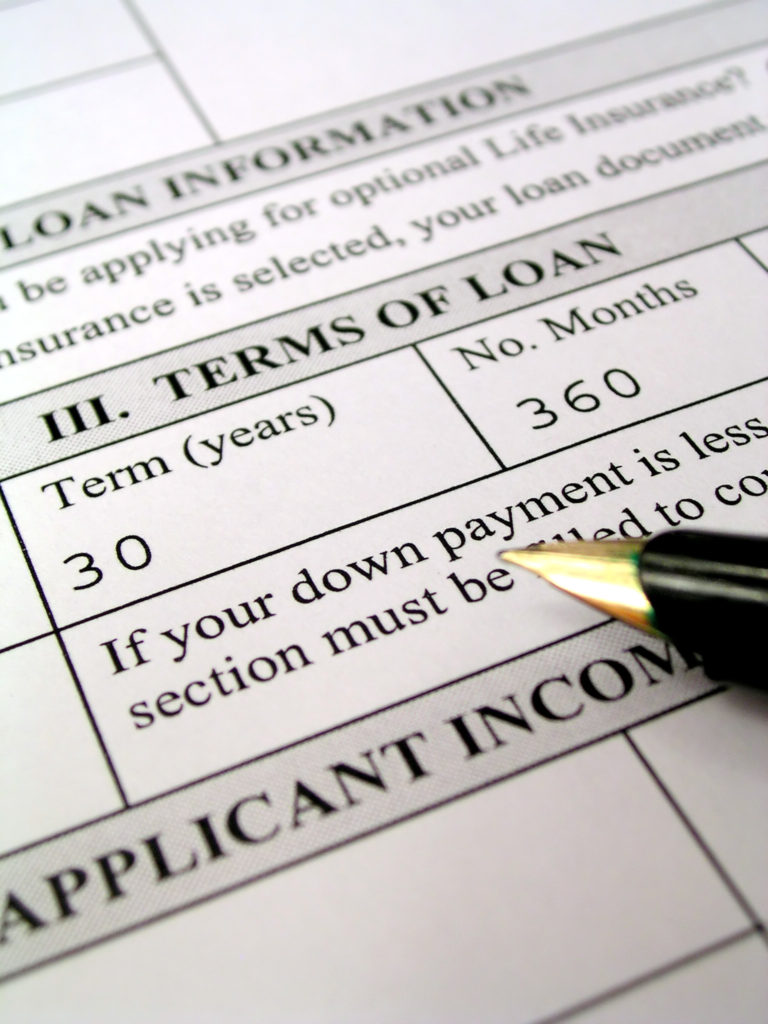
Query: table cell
630 686 768 923
0 0 150 98
6 350 498 623
0 639 122 853
418 243 768 467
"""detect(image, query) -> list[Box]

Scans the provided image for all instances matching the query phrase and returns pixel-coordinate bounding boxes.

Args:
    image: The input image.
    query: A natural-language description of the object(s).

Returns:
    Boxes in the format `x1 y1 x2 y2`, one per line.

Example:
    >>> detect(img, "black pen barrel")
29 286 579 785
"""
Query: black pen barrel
639 530 768 687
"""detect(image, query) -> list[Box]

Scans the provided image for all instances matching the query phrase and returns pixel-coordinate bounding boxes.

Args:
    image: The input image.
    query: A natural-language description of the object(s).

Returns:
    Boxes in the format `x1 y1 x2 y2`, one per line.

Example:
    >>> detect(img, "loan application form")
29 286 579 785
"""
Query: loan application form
0 1 767 1019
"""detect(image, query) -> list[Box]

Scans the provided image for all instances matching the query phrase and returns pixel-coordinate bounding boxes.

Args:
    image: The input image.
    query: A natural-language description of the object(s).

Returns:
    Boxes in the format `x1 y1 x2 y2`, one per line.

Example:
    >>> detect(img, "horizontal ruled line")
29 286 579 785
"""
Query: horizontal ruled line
0 55 158 108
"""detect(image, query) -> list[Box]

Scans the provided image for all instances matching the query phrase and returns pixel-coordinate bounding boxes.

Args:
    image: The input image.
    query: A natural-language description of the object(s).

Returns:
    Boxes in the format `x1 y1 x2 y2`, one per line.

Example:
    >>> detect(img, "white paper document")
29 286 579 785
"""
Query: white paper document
1 1 767 1019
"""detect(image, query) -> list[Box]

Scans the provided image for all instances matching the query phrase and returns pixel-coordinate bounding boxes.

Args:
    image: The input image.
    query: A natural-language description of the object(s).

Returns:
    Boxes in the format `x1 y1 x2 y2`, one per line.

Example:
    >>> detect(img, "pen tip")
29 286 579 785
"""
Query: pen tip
497 539 657 633
498 547 541 568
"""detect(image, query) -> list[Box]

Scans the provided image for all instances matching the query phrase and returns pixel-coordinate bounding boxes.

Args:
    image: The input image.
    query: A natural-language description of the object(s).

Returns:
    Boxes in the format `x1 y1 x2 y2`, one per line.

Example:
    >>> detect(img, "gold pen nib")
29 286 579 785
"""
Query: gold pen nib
499 539 659 634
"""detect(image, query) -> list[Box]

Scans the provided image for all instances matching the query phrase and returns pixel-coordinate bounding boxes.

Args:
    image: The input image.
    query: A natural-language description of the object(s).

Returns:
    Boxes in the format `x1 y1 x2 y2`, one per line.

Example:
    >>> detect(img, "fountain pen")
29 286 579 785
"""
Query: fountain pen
499 529 768 688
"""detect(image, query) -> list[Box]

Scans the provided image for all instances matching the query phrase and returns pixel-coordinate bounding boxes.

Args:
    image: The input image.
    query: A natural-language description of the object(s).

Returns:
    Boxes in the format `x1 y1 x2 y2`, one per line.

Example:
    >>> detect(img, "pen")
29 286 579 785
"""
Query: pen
499 529 768 688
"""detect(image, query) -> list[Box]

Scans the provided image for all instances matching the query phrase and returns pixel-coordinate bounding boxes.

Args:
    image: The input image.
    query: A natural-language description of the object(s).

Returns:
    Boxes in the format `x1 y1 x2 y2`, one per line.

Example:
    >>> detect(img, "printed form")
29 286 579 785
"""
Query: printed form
1 1 767 1019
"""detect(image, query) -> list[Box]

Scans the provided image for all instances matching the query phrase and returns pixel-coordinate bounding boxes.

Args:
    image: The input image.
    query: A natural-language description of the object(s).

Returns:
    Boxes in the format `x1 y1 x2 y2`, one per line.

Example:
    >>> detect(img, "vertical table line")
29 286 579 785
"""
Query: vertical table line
120 0 221 144
411 344 506 470
623 729 767 947
734 235 768 274
0 485 130 809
